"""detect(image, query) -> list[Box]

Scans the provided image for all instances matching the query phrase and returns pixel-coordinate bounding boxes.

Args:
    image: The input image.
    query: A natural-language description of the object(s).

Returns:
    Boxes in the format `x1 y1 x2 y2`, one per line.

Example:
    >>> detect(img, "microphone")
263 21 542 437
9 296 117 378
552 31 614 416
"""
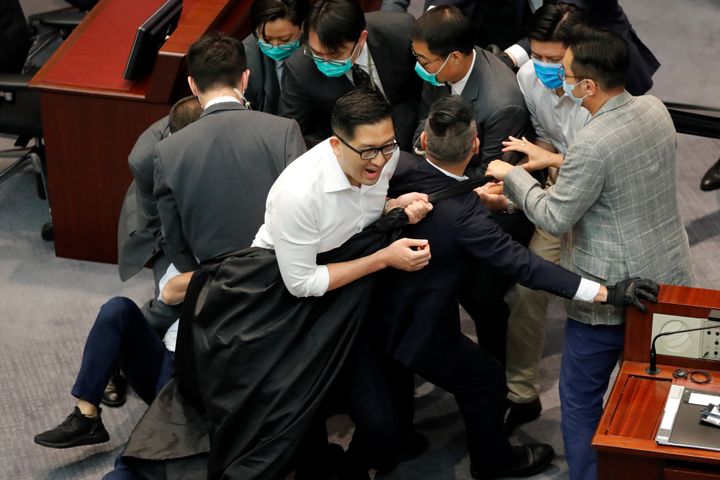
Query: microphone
647 309 720 375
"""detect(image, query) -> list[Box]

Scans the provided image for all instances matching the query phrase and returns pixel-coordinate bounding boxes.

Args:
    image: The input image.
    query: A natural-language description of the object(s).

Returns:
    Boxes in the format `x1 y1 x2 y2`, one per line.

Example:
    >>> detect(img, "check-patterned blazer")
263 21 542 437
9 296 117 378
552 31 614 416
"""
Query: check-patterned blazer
504 91 694 325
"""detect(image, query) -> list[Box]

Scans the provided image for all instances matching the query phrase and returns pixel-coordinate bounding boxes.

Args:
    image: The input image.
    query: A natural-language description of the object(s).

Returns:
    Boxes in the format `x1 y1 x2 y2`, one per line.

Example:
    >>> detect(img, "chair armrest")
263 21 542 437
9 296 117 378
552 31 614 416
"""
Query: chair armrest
38 10 86 29
0 74 32 91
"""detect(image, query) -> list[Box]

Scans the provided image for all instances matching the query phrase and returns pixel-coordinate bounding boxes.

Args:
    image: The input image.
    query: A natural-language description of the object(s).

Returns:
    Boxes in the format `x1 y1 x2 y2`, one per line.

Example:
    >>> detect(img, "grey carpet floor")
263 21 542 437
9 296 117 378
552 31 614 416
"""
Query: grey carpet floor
2 0 719 479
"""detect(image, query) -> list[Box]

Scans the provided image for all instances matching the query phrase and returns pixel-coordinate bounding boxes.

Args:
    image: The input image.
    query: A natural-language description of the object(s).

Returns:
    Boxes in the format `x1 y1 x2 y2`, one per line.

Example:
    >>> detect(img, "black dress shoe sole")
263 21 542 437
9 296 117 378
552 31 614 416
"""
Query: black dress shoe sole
34 430 110 449
100 396 127 408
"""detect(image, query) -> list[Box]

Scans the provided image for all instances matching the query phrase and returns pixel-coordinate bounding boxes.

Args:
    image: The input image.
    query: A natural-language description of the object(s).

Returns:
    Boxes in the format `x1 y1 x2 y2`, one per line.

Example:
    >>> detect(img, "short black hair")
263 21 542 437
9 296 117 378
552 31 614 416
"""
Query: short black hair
187 32 247 93
527 2 583 44
168 96 202 133
250 0 309 38
331 90 392 140
424 96 477 165
306 0 366 54
411 6 475 56
568 26 629 90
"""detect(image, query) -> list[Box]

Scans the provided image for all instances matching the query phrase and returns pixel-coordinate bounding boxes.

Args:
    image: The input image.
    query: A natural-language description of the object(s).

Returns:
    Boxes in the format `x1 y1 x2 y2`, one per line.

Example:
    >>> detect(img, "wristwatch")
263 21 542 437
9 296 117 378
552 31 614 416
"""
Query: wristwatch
504 199 517 215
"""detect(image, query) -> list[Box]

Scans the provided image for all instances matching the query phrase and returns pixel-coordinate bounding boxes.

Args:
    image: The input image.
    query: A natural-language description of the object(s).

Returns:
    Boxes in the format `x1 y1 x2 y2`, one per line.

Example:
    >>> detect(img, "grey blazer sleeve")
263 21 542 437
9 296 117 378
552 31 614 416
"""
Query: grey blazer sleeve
153 148 199 272
282 120 306 170
504 138 605 236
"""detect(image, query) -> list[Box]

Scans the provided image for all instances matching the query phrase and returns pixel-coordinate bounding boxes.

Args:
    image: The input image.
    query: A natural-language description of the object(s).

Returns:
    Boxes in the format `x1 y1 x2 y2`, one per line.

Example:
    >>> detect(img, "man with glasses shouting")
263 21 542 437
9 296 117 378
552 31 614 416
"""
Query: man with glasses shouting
277 0 421 149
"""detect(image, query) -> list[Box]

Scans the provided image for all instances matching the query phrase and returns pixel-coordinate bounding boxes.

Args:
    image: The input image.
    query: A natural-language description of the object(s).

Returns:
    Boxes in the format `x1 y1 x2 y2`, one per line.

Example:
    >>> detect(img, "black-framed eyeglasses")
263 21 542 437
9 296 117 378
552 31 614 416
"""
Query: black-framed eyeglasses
334 133 398 161
303 41 358 66
557 66 580 82
411 48 448 69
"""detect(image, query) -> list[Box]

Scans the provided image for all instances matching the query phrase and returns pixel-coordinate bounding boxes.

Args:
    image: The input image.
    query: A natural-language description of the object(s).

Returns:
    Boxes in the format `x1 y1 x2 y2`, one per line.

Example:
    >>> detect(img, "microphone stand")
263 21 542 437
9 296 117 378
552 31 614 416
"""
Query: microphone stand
647 309 720 375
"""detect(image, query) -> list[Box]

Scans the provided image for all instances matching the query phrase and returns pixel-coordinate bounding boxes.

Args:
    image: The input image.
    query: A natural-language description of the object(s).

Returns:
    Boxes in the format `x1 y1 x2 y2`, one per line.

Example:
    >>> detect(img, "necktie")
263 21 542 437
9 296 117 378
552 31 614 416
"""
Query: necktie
351 64 375 91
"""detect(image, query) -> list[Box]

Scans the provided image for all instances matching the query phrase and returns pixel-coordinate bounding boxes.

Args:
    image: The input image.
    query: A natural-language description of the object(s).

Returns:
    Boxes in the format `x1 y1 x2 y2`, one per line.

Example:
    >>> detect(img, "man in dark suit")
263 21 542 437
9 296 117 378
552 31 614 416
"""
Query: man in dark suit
117 96 201 334
361 96 658 479
153 32 305 272
241 0 308 114
410 5 535 360
411 5 531 176
277 0 421 150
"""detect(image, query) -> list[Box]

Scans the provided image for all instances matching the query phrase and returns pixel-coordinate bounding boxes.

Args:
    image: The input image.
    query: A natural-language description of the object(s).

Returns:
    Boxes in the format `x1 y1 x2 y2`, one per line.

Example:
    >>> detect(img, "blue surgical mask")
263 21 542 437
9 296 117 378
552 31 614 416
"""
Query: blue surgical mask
258 38 300 62
314 57 353 77
563 78 587 106
414 55 450 87
532 59 563 90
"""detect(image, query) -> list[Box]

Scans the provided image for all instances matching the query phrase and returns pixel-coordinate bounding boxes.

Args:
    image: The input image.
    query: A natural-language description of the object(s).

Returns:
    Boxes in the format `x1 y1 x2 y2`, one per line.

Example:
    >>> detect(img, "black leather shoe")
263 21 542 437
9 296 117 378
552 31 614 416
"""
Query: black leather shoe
505 397 542 435
34 406 109 449
101 370 127 408
701 158 720 191
470 444 555 479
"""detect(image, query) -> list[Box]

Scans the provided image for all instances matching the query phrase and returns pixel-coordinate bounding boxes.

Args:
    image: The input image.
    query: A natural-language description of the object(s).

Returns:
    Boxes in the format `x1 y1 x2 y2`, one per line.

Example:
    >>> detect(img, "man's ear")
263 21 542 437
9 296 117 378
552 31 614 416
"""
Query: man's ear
473 136 480 155
329 136 341 157
188 76 199 97
240 69 250 92
420 131 428 151
584 78 598 97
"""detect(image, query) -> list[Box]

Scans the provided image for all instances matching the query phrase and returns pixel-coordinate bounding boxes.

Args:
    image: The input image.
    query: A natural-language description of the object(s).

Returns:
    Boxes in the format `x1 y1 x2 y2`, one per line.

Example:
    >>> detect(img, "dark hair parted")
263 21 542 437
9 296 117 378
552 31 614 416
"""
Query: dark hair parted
411 6 475 56
568 26 629 90
187 32 247 93
306 0 365 54
168 96 202 134
527 2 583 44
425 96 477 165
250 0 309 38
331 90 392 140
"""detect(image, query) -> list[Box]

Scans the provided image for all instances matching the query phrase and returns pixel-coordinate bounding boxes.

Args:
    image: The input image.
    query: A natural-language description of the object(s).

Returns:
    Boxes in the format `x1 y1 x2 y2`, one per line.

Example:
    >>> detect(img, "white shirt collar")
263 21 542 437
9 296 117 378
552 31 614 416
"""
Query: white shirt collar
203 95 242 110
426 157 468 181
450 49 476 96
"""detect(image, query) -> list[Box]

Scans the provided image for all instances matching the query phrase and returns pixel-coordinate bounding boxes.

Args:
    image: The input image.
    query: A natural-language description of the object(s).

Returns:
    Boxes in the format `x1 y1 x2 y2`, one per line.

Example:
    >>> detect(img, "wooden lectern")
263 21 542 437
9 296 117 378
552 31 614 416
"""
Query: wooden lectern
593 284 720 479
29 0 380 264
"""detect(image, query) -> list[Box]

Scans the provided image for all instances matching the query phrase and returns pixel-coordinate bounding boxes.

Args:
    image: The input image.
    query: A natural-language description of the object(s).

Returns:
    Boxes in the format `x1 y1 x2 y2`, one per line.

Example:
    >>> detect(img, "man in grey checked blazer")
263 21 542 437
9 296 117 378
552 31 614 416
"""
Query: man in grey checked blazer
486 27 693 480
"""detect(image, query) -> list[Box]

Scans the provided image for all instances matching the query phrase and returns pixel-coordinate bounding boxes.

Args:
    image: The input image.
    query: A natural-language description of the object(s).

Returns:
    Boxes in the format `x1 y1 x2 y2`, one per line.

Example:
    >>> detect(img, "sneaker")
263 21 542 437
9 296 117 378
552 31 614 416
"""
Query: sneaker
34 406 109 448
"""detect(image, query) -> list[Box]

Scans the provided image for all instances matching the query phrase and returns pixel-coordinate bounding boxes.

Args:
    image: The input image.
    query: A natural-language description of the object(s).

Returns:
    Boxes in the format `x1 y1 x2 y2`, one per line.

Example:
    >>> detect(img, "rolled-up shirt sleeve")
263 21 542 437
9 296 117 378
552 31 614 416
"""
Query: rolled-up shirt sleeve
270 189 329 297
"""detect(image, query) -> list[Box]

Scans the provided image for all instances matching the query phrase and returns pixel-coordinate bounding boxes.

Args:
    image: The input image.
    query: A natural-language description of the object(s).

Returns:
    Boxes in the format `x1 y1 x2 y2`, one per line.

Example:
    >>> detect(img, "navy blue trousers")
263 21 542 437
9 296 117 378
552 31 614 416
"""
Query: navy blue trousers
71 296 174 406
560 318 624 480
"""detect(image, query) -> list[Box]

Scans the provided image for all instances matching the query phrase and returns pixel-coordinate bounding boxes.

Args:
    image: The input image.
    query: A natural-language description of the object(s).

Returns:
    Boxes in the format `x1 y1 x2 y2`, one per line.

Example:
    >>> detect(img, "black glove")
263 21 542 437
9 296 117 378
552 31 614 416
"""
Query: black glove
604 277 660 313
485 44 517 72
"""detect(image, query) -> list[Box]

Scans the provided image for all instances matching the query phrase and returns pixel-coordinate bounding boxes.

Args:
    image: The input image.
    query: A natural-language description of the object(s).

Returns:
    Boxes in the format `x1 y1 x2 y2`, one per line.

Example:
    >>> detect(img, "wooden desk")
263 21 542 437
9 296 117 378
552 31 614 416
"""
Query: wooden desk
593 285 720 479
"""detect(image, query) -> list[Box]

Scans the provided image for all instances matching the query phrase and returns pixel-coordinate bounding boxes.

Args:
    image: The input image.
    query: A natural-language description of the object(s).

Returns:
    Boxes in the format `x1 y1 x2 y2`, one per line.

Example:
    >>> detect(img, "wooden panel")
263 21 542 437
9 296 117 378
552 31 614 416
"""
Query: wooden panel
607 375 671 439
597 451 663 480
666 466 720 480
42 92 168 263
624 285 720 365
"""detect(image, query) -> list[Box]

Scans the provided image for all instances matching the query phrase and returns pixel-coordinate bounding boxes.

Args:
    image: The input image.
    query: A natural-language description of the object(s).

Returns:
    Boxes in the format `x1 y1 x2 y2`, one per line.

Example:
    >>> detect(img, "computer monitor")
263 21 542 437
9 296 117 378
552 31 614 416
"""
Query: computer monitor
123 0 183 81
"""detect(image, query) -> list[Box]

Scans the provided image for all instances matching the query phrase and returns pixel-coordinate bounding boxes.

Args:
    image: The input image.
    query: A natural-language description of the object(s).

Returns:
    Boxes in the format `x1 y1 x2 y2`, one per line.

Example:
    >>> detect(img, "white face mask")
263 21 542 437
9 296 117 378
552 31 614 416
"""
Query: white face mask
562 79 588 106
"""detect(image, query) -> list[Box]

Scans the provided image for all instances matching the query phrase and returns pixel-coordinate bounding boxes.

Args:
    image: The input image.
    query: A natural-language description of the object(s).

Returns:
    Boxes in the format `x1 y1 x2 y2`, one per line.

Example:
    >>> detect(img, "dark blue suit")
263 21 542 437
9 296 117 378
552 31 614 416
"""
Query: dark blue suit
362 153 582 469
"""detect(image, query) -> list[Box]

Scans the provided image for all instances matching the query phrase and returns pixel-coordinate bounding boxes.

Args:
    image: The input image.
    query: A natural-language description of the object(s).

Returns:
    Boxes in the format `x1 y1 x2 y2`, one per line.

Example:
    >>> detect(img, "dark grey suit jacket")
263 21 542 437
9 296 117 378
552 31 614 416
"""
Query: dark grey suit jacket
242 35 282 114
154 102 306 272
118 116 170 281
414 46 531 177
277 11 422 150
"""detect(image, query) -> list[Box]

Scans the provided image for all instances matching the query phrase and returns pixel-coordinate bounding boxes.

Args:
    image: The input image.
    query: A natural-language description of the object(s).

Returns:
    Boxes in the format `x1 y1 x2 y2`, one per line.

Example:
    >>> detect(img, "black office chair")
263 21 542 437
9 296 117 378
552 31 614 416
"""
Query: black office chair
0 0 52 239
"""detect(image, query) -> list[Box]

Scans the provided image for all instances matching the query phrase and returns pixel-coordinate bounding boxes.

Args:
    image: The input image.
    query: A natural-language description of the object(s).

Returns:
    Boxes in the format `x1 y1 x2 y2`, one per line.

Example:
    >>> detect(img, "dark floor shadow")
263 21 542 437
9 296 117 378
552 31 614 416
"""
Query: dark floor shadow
685 208 720 247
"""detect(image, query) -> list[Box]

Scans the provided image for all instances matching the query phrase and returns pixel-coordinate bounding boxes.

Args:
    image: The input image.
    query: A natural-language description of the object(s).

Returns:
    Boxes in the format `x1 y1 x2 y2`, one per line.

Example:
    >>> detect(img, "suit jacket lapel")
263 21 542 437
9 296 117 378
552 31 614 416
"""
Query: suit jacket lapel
460 47 483 110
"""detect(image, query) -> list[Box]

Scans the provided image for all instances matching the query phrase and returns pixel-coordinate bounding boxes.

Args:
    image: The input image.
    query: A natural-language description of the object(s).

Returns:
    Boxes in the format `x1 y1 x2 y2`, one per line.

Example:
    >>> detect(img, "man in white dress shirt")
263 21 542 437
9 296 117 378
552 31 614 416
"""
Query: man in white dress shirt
254 89 433 297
